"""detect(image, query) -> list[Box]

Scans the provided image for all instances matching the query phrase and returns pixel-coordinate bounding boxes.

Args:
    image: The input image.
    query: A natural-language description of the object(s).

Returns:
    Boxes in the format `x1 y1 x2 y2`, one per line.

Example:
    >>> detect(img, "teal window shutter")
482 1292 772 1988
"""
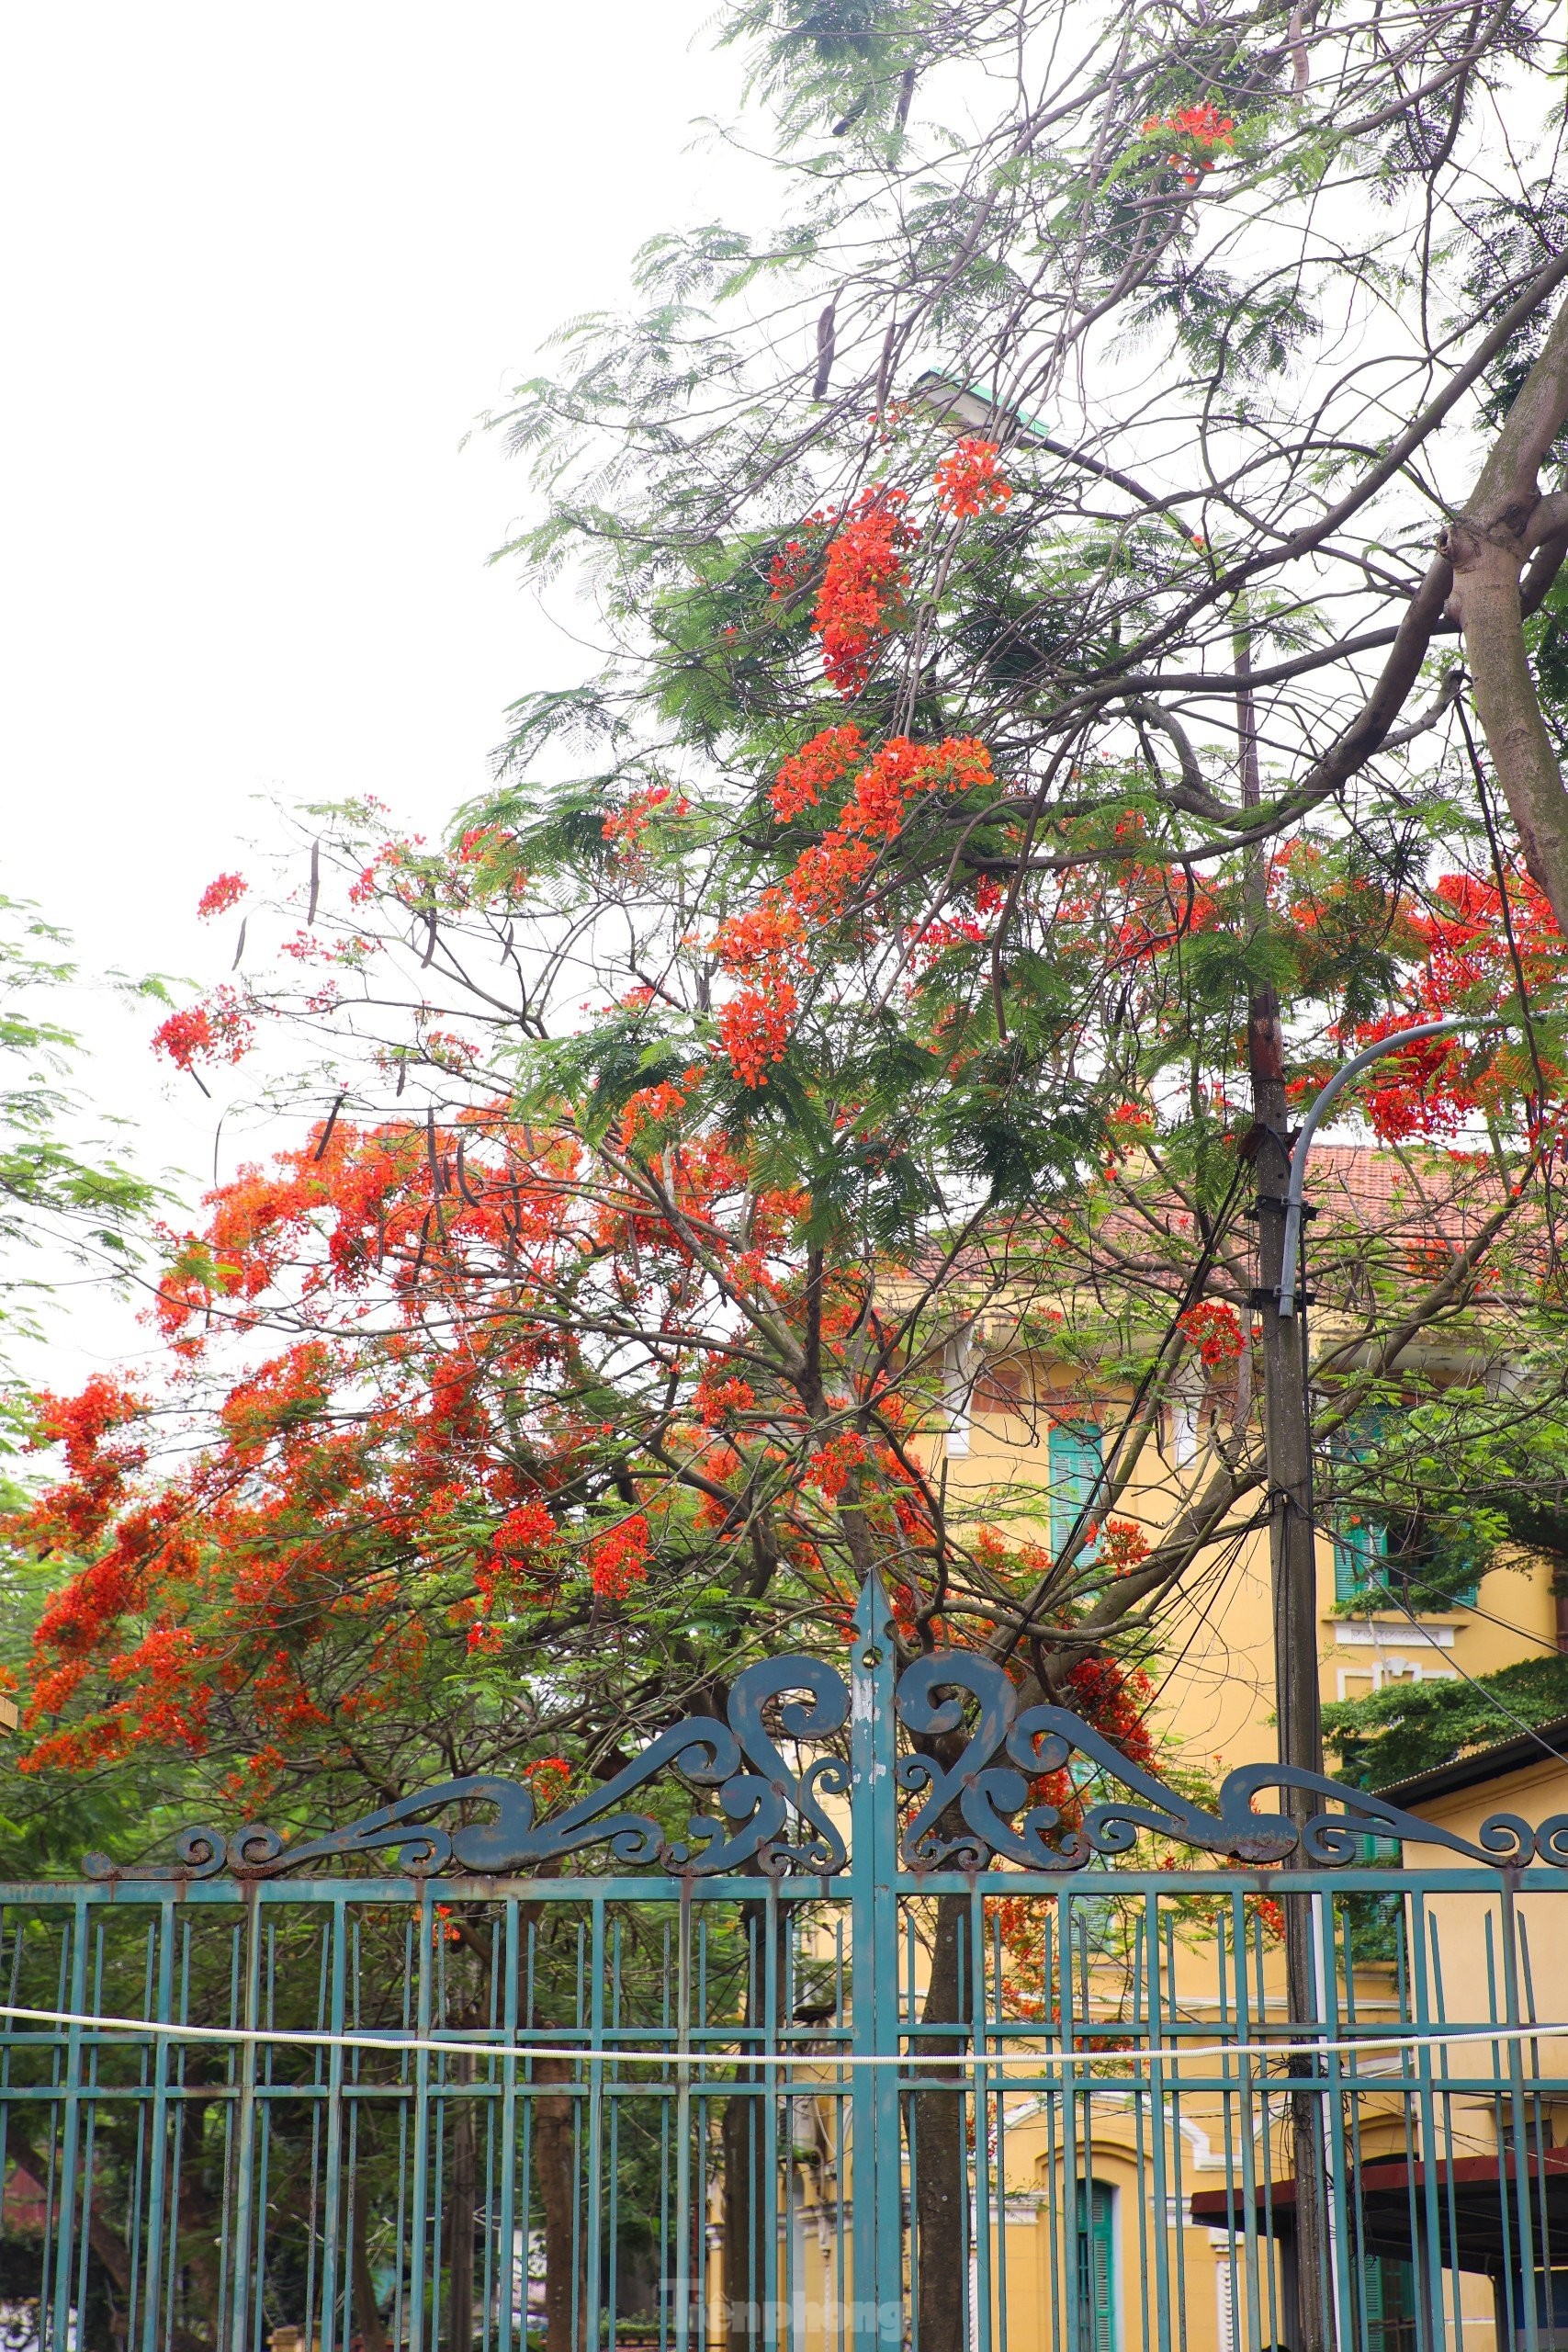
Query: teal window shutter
1050 1422 1104 1562
1334 1508 1387 1602
1331 1410 1479 1611
1362 2256 1415 2350
1075 2182 1116 2352
1332 1407 1388 1602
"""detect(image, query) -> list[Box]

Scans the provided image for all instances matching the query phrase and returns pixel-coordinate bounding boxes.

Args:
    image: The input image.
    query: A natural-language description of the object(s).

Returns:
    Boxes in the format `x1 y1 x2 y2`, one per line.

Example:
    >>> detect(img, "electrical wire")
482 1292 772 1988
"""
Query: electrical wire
0 2001 1562 2073
1331 1561 1568 1769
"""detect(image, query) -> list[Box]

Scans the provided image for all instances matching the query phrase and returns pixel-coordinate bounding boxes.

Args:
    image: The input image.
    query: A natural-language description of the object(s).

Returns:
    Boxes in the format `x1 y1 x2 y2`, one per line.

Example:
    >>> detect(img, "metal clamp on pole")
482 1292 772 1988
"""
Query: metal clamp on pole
1279 1015 1513 1317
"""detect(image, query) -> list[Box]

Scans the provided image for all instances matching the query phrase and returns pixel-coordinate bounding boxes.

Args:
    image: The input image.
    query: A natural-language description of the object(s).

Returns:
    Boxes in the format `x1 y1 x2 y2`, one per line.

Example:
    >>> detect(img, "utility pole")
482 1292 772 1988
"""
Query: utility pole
1248 992 1501 2350
1235 623 1325 1824
1236 619 1335 2352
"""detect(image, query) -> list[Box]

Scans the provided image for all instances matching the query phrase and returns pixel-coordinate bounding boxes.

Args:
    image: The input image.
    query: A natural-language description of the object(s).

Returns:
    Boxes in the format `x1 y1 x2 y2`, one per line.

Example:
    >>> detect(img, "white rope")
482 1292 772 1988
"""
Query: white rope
0 2002 1562 2072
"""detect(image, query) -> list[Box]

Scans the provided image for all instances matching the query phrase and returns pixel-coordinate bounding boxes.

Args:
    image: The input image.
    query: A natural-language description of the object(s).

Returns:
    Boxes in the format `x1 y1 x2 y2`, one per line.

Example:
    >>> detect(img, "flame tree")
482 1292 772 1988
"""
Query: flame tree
10 6 1568 2343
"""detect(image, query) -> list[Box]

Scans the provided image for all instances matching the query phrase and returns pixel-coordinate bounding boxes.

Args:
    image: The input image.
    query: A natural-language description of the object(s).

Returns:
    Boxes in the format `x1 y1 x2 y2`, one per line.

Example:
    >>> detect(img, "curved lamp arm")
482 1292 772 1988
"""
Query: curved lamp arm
1278 1016 1513 1317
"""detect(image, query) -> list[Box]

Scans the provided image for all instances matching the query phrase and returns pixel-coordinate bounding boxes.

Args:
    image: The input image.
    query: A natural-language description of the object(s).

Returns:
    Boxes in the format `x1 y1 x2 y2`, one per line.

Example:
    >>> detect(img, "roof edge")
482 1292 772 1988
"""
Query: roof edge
1371 1714 1568 1810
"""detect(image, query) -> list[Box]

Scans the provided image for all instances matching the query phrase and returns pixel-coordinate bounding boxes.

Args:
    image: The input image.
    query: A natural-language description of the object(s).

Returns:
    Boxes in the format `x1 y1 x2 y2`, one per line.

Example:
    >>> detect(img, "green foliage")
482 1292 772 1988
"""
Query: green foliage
0 896 152 1383
1325 1654 1568 1789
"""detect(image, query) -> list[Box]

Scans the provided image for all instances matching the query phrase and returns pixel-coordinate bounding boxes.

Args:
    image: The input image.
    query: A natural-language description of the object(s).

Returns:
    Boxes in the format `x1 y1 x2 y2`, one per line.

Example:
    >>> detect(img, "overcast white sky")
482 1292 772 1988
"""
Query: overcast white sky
0 1 758 1384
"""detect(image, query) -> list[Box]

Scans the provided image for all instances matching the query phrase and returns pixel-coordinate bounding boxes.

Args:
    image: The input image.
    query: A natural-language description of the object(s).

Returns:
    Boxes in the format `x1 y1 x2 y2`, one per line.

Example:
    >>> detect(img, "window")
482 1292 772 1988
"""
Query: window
1050 1421 1104 1563
1329 1414 1478 1611
1361 2256 1416 2352
1333 1510 1479 1611
1075 2182 1116 2352
974 1354 1025 1415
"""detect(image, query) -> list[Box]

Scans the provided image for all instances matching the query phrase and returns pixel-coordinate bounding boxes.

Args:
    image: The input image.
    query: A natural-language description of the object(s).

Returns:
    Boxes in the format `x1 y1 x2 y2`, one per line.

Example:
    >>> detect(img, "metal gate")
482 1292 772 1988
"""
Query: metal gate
4 1577 1567 2352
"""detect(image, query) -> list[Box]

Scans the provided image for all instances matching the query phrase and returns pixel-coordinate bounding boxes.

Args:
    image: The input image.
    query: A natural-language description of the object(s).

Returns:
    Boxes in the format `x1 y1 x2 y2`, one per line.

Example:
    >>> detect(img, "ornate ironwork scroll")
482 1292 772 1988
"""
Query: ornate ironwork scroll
895 1651 1545 1871
85 1654 850 1883
87 1577 1567 1879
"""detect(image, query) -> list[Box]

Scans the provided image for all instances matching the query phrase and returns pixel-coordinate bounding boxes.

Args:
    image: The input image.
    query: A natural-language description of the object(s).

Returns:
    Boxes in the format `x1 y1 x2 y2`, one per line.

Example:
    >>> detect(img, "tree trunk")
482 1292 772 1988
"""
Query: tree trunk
445 2056 477 2352
352 2169 392 2352
913 1890 970 2352
1450 527 1568 930
1448 287 1568 929
722 2076 768 2349
723 1896 782 2352
535 2056 586 2352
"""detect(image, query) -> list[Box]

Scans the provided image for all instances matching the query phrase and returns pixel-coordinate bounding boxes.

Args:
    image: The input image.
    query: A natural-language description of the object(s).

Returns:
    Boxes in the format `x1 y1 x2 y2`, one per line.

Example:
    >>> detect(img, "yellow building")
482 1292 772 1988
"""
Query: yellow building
727 1146 1568 2352
935 1142 1563 1774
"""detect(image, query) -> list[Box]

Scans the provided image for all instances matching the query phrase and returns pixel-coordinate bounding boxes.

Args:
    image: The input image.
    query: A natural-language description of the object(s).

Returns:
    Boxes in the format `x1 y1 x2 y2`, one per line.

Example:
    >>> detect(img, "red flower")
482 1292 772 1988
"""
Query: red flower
1177 1299 1246 1367
584 1512 650 1601
713 890 808 1086
771 726 866 822
1348 869 1563 1138
197 872 247 920
718 984 800 1088
694 1366 756 1426
934 437 1013 519
807 1431 867 1500
152 987 254 1072
602 785 689 854
784 736 995 923
1142 103 1235 186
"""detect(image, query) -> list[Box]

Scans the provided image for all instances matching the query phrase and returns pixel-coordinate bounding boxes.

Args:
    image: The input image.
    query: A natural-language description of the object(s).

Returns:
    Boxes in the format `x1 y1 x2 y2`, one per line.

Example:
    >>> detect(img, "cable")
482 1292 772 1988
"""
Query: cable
0 2002 1562 2073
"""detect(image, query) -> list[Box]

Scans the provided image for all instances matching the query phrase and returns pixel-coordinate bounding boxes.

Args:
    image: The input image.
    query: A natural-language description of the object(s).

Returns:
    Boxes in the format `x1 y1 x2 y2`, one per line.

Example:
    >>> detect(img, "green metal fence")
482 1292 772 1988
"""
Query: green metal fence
3 1580 1566 2352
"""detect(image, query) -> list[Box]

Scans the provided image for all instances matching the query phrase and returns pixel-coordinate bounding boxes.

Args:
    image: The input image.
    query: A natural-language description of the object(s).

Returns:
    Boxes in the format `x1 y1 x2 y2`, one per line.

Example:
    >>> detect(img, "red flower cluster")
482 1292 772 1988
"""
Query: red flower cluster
457 824 516 864
807 1431 868 1500
602 784 689 854
197 872 247 920
934 437 1012 518
694 1366 756 1425
17 1100 829 1770
772 489 919 698
490 1498 559 1563
1356 1023 1478 1141
152 987 255 1072
1142 102 1235 185
772 725 865 822
714 890 807 1086
585 1512 650 1601
28 1376 148 1550
1177 1299 1245 1367
1352 870 1564 1139
786 734 994 922
1097 1516 1152 1576
1063 1653 1156 1767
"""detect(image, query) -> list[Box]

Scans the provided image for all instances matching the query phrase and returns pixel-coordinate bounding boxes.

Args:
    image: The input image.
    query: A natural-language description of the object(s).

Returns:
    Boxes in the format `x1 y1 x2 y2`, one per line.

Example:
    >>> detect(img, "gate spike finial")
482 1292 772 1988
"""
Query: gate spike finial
851 1566 897 1651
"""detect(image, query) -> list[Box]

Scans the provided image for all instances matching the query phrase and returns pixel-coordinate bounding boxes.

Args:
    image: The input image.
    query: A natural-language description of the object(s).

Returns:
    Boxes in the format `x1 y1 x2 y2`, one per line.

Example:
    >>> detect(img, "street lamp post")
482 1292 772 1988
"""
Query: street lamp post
1258 1012 1508 2352
1266 1013 1509 1786
1278 1017 1496 1320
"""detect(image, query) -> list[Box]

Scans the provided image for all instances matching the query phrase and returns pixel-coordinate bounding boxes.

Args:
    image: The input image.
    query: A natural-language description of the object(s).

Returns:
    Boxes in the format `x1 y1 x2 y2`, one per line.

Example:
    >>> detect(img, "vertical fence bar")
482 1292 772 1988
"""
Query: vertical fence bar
968 1885 992 2352
409 1887 436 2352
675 1876 694 2352
224 1888 263 2352
47 1900 87 2352
583 1897 607 2352
1501 1880 1542 2352
848 1577 900 2352
135 1901 176 2352
498 1898 520 2352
